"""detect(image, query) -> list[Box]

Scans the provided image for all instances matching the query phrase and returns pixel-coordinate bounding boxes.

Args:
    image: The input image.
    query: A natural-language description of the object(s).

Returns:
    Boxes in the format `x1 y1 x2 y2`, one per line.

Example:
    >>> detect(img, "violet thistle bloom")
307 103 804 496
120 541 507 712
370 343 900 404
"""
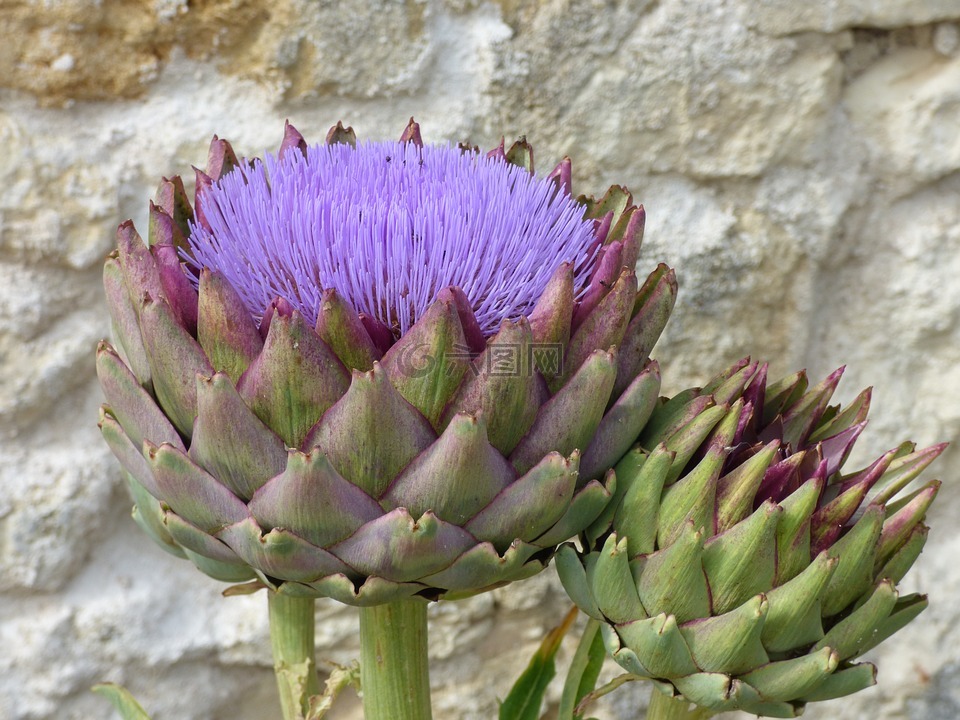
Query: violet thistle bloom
96 119 677 605
558 359 945 717
186 137 600 337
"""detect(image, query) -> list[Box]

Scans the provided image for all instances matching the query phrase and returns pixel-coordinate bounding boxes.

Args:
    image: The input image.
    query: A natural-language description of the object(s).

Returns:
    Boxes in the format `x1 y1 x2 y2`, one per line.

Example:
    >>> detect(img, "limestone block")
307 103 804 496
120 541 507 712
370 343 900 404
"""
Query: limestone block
845 49 960 194
629 176 751 379
0 279 106 427
0 108 128 270
933 22 960 56
0 0 274 104
800 173 960 464
751 2 960 36
0 446 113 592
0 491 289 718
0 0 443 106
489 0 842 180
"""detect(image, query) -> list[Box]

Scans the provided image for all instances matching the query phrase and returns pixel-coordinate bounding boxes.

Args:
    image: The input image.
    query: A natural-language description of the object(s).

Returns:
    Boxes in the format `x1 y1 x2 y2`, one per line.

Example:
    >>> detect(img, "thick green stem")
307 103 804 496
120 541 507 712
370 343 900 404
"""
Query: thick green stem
268 592 320 720
646 687 715 720
359 599 433 720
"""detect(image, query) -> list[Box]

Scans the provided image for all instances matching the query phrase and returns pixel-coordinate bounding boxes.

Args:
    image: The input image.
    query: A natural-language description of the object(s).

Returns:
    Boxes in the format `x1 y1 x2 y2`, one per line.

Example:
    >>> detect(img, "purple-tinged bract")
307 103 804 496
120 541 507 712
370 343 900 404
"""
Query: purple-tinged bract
185 141 598 335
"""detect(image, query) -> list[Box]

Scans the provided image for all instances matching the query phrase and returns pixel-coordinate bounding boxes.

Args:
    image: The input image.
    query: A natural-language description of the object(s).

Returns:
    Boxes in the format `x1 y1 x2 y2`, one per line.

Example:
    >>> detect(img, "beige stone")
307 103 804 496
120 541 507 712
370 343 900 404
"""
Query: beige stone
751 1 960 35
845 48 960 193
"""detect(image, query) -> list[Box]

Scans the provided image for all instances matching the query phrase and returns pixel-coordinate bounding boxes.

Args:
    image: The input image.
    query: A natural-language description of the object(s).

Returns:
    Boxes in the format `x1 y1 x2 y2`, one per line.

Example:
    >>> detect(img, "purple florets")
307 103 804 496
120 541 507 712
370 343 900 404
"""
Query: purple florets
185 141 598 335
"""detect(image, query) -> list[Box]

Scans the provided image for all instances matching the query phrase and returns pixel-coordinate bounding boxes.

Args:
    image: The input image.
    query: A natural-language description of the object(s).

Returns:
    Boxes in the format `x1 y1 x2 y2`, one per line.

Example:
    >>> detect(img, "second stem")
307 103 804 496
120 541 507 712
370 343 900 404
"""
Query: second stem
359 599 433 720
268 592 321 720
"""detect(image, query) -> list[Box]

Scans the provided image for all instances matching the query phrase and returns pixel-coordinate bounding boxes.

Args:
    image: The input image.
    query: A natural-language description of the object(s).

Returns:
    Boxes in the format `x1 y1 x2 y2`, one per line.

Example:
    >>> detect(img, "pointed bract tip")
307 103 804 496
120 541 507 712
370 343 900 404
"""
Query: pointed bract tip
450 410 483 429
665 266 677 283
279 120 308 160
437 285 485 354
259 296 295 339
505 136 534 174
486 137 506 161
148 202 183 248
547 156 573 196
206 135 239 181
273 297 295 318
154 175 192 220
399 117 423 148
359 313 395 353
143 439 159 458
192 167 214 233
350 364 377 383
96 339 114 355
325 121 357 147
193 166 213 190
826 366 846 384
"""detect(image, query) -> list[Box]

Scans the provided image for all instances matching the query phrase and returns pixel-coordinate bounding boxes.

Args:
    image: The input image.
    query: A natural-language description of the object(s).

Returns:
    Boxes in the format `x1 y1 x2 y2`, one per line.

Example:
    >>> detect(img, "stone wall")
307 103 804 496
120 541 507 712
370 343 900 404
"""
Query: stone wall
2 1 958 718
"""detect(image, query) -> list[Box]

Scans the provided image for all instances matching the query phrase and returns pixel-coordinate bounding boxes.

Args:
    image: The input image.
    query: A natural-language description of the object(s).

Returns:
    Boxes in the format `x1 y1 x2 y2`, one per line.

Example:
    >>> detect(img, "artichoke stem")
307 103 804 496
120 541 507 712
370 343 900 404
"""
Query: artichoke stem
646 688 715 720
359 599 433 720
268 592 321 720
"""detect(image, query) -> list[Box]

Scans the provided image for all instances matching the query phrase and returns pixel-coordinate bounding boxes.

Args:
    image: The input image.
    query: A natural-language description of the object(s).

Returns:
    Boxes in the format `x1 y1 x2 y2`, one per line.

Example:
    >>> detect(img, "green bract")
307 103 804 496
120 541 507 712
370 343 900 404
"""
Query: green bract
558 359 944 716
97 121 677 605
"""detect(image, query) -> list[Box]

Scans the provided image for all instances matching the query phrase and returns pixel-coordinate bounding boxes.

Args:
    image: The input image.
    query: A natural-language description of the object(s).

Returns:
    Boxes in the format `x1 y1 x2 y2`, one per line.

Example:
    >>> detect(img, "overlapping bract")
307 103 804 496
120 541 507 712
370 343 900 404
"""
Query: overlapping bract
558 359 945 716
98 120 678 605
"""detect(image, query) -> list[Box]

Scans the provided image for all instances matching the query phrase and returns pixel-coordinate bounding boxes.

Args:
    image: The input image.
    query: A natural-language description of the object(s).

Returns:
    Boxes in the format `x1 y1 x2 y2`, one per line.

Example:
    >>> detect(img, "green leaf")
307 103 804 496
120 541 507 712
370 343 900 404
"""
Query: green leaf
500 607 578 720
91 683 152 720
558 619 606 720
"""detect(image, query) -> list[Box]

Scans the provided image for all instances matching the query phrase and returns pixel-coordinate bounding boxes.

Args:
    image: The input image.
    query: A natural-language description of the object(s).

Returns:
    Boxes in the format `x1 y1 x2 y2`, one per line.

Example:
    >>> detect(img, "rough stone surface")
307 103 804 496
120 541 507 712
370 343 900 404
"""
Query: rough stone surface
751 3 960 35
1 1 958 719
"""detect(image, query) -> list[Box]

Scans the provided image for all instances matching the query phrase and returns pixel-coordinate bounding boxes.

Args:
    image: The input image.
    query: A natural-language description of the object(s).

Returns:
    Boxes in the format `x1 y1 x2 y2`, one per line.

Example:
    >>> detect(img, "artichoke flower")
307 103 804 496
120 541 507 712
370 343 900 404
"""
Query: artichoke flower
557 359 945 717
97 119 677 606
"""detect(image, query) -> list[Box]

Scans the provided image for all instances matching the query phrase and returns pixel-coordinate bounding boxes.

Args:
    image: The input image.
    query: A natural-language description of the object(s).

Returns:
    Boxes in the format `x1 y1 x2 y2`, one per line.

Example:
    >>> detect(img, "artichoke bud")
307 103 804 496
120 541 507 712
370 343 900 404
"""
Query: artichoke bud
561 359 945 715
98 120 676 605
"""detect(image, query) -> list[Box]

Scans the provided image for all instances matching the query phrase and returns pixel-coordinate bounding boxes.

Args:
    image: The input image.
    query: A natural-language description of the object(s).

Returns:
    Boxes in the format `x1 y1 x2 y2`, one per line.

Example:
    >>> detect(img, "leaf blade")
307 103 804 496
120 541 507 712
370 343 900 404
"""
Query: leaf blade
91 683 152 720
558 618 606 720
499 607 578 720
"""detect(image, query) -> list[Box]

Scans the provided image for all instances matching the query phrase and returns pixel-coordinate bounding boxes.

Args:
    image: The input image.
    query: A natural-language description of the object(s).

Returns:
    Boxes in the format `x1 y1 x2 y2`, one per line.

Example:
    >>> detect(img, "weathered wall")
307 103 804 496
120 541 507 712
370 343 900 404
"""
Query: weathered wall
1 1 958 718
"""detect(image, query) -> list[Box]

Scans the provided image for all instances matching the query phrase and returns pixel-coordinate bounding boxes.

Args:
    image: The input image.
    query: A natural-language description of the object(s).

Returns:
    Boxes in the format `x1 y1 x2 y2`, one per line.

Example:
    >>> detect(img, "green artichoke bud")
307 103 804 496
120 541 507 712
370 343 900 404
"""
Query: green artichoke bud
558 359 945 716
98 120 678 605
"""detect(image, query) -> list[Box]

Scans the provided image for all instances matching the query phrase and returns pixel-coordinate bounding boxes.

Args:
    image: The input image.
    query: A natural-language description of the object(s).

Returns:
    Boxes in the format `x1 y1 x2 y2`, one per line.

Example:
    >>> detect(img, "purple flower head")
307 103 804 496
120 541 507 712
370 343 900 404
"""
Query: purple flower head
185 140 599 336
